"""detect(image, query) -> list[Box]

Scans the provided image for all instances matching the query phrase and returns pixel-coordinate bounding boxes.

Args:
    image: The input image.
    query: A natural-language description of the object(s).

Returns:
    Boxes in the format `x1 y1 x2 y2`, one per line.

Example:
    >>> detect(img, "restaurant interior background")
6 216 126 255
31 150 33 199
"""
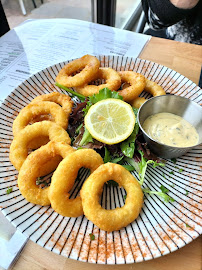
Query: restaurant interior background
2 0 143 31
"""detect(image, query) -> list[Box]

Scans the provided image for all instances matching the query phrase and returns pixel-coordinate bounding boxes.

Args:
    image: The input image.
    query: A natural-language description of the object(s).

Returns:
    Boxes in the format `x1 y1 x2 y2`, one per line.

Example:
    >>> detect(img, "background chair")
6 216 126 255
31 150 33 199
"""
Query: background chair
91 0 147 33
18 0 44 15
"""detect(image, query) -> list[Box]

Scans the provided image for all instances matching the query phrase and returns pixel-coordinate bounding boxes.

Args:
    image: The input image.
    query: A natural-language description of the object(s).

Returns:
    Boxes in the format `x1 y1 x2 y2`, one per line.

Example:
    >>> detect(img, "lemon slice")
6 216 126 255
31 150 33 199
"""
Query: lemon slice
84 98 136 144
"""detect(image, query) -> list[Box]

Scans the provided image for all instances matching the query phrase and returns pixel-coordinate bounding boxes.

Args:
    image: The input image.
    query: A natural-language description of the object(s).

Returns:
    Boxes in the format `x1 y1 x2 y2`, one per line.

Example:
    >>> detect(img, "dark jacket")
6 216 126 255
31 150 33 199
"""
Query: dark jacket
141 0 202 45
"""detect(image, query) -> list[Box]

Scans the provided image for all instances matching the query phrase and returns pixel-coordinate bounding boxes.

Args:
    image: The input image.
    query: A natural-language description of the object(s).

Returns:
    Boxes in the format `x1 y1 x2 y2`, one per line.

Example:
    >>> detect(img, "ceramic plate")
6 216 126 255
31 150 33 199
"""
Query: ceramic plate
0 56 201 264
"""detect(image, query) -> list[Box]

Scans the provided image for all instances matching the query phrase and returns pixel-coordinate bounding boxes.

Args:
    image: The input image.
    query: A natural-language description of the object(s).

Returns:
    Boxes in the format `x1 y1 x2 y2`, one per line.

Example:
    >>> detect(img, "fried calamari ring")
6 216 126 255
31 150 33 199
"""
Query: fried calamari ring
17 141 75 206
130 79 166 108
49 149 104 217
80 163 143 232
9 121 71 173
29 94 73 148
75 67 121 96
55 55 100 87
118 71 145 102
31 92 73 116
130 97 147 109
144 79 166 96
12 101 68 137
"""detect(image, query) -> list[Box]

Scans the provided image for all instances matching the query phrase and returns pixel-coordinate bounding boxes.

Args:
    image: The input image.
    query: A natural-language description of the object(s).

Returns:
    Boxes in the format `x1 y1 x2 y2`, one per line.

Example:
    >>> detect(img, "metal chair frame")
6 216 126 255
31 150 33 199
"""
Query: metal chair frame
91 0 146 33
18 0 44 15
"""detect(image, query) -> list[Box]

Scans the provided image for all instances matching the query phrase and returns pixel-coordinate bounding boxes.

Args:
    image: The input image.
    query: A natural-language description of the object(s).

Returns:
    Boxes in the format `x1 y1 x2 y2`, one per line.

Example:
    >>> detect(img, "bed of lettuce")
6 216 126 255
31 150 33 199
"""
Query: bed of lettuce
56 83 175 203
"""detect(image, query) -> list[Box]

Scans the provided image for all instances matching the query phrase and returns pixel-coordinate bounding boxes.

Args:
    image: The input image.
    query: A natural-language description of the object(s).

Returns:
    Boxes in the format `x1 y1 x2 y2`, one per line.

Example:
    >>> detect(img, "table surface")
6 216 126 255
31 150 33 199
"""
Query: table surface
12 36 202 270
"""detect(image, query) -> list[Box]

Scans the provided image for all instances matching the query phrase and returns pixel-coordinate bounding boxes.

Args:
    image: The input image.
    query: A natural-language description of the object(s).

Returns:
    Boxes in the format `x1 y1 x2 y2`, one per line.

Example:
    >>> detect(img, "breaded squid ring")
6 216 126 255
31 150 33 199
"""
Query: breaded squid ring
130 97 147 109
75 67 121 96
17 141 75 206
29 94 73 148
12 101 68 137
9 121 71 173
118 71 145 102
130 79 166 108
144 78 166 96
49 149 104 217
80 163 143 232
55 55 100 87
31 92 73 116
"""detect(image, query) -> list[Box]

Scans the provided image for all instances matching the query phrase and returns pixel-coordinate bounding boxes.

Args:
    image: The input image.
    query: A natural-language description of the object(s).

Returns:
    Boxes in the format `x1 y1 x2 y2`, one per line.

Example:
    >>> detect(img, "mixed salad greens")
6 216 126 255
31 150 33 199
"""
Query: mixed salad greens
56 83 175 203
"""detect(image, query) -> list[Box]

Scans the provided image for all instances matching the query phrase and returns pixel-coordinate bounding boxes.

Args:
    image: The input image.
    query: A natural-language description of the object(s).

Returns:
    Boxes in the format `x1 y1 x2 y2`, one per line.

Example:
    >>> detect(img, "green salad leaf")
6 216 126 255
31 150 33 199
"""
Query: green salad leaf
89 87 123 103
55 82 86 101
6 187 13 194
142 187 175 203
79 127 93 146
125 150 165 186
83 87 123 116
120 108 139 158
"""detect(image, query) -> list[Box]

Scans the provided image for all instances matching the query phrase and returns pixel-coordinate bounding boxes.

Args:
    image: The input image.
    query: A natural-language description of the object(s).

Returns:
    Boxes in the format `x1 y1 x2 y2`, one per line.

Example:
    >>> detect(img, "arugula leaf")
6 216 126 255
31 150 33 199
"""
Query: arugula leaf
160 185 169 193
6 187 12 194
55 82 86 101
120 140 135 158
125 151 165 185
75 123 83 135
142 188 175 203
124 157 142 174
103 147 133 171
120 123 139 158
121 165 135 171
111 156 124 163
185 223 191 228
120 108 139 158
89 233 95 240
138 151 165 185
158 192 175 203
103 147 124 164
138 150 148 185
104 147 111 163
79 127 93 146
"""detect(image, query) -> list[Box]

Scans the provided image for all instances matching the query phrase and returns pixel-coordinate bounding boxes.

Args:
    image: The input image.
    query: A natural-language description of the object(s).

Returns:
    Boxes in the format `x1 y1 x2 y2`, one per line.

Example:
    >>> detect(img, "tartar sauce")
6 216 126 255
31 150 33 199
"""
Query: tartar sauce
142 112 199 147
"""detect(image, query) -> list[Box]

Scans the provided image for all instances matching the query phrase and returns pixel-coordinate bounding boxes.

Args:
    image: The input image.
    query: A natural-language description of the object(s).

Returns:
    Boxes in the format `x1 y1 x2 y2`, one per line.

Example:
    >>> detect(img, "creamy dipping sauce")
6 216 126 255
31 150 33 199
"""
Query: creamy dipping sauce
142 112 199 147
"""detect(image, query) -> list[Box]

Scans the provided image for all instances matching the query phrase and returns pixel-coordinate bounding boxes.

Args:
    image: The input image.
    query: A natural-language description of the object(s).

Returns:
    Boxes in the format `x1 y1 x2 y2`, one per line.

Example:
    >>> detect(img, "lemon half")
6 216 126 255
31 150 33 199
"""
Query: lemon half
84 98 136 144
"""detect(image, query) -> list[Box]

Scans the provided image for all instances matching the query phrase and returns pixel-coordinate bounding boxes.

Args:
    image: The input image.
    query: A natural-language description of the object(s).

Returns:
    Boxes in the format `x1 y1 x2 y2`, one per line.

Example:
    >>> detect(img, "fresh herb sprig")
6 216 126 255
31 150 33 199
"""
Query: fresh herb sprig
83 87 123 116
79 127 93 146
55 82 86 101
125 150 165 186
6 187 12 194
120 108 139 158
89 233 95 240
142 186 175 203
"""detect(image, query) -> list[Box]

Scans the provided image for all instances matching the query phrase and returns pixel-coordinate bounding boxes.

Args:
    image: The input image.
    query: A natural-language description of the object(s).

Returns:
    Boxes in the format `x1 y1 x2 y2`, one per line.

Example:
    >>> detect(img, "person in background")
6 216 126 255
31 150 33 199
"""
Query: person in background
141 0 202 45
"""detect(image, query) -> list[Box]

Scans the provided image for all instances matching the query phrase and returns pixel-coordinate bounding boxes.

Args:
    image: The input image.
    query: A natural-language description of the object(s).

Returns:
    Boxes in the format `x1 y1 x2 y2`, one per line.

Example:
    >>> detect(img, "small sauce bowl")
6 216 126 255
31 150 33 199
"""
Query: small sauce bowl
137 95 202 159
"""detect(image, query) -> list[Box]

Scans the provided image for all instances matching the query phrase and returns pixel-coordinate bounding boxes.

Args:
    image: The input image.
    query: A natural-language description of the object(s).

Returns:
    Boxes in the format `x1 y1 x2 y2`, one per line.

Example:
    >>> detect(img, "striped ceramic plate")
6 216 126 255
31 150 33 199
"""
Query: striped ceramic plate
0 56 201 264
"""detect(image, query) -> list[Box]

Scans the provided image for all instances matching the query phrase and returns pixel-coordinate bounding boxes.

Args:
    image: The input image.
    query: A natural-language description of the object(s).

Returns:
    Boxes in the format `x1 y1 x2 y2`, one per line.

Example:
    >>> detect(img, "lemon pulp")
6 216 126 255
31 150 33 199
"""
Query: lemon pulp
84 98 136 144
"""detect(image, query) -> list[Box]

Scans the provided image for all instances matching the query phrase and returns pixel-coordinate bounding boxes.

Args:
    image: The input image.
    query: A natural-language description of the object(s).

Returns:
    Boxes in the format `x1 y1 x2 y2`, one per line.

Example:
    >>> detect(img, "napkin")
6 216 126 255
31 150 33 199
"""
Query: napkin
0 212 28 270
